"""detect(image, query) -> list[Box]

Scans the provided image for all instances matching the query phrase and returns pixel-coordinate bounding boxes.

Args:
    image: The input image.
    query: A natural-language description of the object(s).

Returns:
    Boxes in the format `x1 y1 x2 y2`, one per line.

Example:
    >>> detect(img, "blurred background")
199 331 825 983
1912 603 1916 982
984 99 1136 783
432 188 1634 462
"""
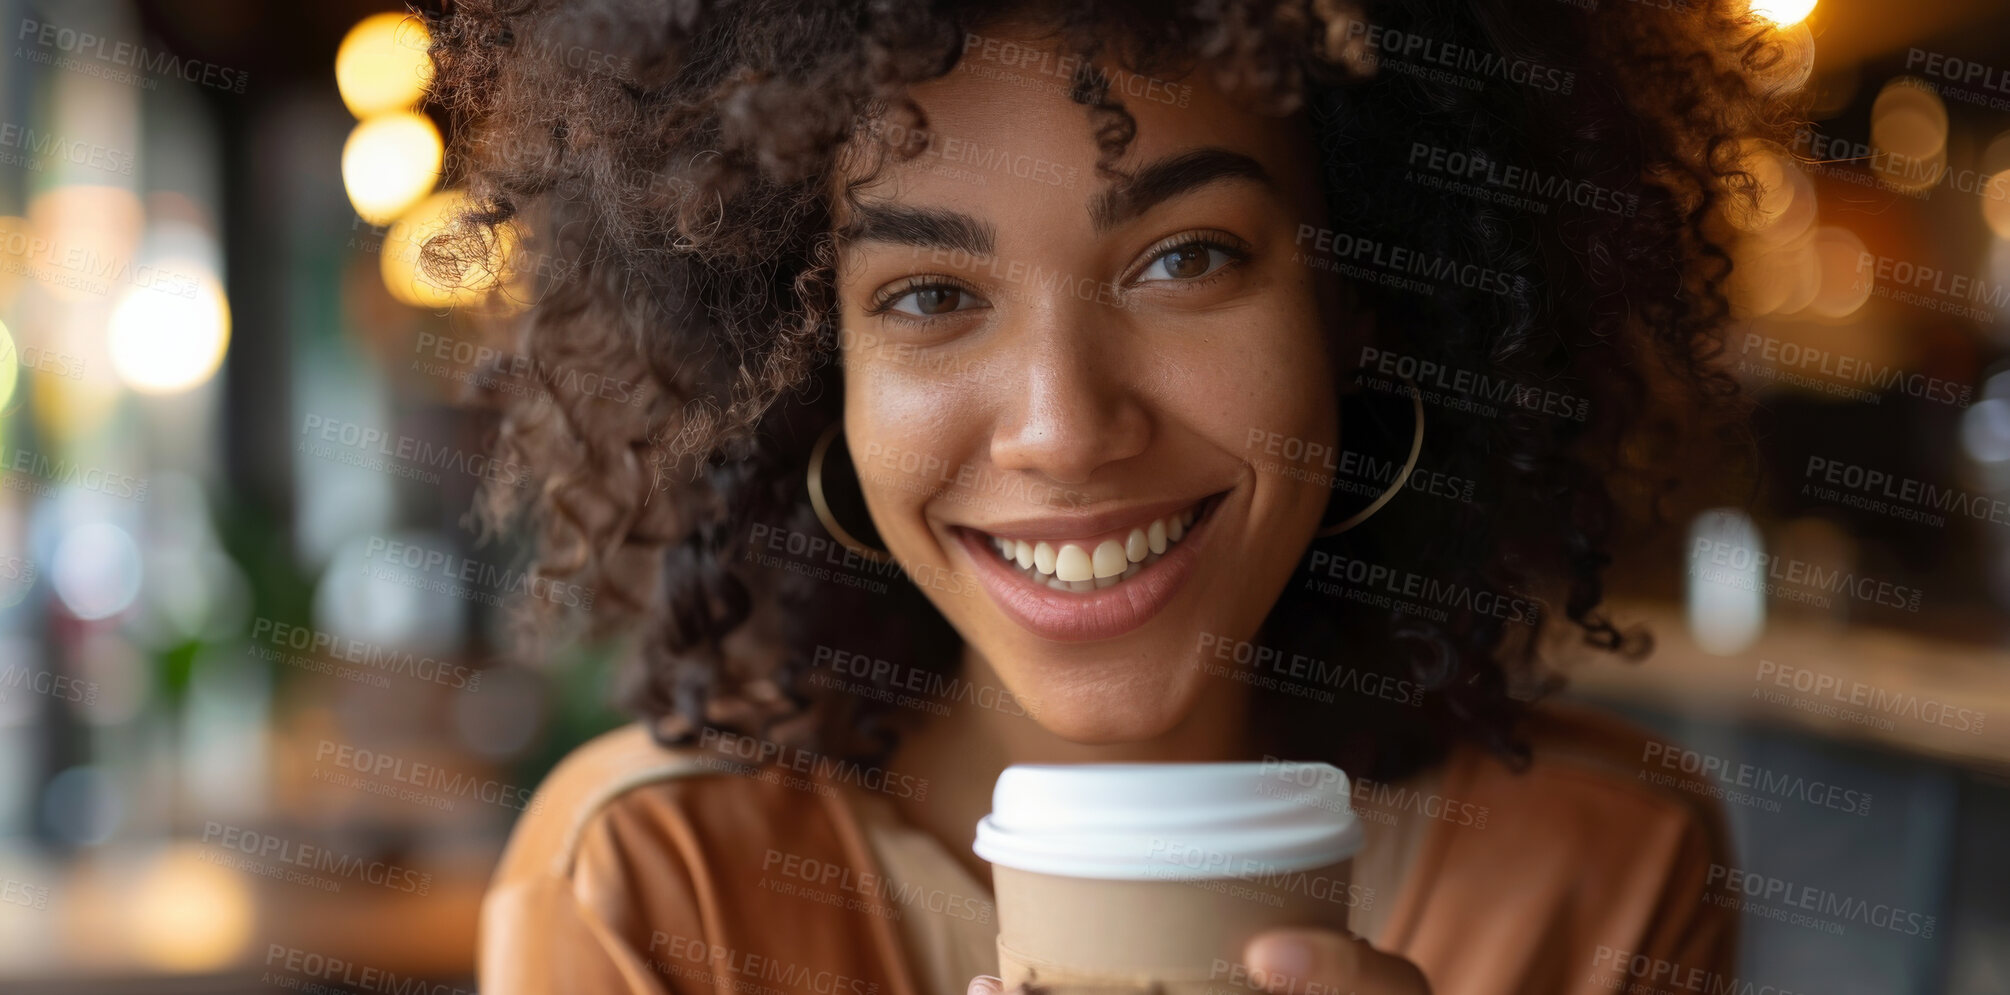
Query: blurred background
0 0 2006 991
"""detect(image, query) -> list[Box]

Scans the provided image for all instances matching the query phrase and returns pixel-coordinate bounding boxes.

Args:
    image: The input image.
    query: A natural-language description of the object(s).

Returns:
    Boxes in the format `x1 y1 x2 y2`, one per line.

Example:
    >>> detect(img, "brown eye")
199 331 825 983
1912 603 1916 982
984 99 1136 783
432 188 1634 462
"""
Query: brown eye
912 286 962 314
1161 245 1211 279
1136 240 1237 283
875 281 984 319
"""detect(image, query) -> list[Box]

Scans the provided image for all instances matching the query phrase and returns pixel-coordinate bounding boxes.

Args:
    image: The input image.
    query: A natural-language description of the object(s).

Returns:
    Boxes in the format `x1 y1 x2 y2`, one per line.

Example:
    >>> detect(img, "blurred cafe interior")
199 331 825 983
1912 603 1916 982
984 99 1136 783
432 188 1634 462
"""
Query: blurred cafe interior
2 0 2010 991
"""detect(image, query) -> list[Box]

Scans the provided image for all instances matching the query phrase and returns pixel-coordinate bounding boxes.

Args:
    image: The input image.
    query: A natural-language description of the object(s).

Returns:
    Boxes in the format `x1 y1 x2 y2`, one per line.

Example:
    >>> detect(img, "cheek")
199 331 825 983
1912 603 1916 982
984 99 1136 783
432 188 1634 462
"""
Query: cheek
1161 303 1337 466
841 352 983 529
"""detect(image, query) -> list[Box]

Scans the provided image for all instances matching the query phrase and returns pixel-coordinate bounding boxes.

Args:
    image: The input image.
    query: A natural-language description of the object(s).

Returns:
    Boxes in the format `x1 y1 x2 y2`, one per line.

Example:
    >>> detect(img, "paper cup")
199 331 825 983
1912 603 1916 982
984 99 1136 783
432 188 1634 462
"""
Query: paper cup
973 760 1363 993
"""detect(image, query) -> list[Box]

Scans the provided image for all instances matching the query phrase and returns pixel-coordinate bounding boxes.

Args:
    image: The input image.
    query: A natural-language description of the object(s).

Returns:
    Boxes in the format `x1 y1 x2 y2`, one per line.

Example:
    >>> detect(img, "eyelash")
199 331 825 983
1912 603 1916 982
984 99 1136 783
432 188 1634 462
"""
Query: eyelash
1128 230 1252 286
862 229 1254 322
864 275 982 318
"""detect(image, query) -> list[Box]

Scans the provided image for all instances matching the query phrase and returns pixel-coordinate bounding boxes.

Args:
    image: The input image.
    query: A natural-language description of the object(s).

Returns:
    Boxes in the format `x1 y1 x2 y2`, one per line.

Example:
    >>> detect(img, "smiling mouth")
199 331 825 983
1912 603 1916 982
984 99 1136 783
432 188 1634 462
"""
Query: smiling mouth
970 495 1221 593
951 491 1229 642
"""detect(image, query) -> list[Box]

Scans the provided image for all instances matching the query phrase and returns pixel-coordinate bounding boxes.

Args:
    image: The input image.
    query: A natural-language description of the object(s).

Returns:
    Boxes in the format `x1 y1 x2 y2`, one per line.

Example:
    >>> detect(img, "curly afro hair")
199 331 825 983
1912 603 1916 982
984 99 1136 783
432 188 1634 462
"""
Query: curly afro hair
421 0 1798 782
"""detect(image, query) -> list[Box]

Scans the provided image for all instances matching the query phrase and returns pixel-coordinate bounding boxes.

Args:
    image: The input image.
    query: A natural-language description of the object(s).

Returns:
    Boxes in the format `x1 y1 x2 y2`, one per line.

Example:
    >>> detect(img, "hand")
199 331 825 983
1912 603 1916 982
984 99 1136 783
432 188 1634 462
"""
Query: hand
1242 928 1432 995
964 929 1430 995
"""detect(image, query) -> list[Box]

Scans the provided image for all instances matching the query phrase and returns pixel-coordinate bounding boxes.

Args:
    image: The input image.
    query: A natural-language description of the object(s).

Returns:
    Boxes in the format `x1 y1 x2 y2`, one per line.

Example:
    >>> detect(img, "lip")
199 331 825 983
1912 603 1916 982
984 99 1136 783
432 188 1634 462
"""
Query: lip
971 496 1206 543
952 492 1226 642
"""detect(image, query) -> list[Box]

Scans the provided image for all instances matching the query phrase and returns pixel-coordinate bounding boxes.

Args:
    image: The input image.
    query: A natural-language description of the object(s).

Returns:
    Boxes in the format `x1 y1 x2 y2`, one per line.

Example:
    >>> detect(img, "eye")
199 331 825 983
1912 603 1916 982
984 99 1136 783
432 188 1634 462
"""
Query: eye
870 280 987 319
1134 239 1242 284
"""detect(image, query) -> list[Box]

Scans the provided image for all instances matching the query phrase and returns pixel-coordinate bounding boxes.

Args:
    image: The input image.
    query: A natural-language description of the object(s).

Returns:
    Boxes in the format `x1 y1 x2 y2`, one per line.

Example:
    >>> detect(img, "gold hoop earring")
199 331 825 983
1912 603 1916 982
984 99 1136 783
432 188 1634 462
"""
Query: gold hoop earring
1316 375 1426 537
807 423 893 564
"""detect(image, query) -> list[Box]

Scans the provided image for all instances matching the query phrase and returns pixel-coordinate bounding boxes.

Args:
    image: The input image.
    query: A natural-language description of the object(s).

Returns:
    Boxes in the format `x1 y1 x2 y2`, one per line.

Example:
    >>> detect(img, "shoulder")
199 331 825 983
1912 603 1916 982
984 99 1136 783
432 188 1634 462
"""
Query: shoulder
1470 700 1725 828
1451 699 1733 901
1396 704 1740 988
491 723 835 885
480 725 905 994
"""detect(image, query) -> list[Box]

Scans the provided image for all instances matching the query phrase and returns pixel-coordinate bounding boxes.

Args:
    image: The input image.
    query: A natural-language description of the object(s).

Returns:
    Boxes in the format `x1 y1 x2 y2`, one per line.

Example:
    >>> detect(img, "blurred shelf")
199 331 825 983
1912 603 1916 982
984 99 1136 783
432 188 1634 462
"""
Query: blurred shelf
1569 600 2010 775
0 837 490 987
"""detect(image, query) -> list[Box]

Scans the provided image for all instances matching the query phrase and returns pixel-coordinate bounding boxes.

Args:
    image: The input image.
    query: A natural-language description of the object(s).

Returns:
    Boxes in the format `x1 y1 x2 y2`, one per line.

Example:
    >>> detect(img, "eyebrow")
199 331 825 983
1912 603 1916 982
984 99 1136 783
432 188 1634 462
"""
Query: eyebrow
1089 148 1271 233
839 203 996 256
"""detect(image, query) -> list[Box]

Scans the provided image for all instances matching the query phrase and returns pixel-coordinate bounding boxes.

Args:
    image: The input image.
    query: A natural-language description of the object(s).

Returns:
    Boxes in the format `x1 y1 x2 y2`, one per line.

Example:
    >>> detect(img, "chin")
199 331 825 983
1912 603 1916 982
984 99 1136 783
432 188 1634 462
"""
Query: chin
1027 698 1193 744
1001 657 1208 744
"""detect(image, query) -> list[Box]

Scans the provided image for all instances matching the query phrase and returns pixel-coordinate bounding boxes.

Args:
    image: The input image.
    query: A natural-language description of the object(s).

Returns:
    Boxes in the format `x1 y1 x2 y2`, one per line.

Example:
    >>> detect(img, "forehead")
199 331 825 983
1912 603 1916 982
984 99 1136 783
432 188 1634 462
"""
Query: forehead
839 30 1314 214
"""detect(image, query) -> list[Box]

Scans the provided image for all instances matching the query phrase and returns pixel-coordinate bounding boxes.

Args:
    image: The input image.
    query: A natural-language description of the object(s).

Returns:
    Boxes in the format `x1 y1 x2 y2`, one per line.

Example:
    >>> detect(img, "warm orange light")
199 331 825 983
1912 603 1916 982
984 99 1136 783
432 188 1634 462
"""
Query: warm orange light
1805 227 1874 319
1984 170 2010 241
341 112 443 226
0 320 17 417
126 844 257 971
22 188 145 303
1871 79 1948 195
1747 0 1816 26
380 190 519 309
108 266 231 394
335 13 433 118
1752 22 1815 95
1724 140 1815 247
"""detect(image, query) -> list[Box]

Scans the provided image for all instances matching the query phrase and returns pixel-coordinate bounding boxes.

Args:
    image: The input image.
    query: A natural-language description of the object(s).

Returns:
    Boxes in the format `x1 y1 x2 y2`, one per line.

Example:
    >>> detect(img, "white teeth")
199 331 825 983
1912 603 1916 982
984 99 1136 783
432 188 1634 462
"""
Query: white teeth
1125 528 1149 563
1092 540 1127 578
987 501 1207 591
1055 544 1094 582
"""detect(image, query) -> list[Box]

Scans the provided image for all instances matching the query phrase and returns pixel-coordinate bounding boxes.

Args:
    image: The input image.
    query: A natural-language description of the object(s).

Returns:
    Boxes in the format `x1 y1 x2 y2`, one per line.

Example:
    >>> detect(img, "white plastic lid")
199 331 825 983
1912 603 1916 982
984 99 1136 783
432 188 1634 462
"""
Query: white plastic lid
972 761 1362 880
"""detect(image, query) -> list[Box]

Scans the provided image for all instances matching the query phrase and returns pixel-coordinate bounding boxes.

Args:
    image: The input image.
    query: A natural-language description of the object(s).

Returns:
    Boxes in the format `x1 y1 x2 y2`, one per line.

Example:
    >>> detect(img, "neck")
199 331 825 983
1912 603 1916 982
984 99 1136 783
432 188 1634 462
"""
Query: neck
888 643 1253 885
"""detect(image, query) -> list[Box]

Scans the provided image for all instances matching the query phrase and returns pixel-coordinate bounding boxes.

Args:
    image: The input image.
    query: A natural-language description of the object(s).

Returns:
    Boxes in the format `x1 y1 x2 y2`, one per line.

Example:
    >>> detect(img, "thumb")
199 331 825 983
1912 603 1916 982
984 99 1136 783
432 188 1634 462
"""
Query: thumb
967 975 1004 995
1244 928 1431 994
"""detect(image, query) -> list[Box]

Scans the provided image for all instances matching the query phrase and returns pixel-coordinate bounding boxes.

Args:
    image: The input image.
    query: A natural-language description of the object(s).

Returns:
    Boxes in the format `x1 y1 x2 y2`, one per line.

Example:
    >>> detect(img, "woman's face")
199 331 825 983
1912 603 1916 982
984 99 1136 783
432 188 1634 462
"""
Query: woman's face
834 31 1343 743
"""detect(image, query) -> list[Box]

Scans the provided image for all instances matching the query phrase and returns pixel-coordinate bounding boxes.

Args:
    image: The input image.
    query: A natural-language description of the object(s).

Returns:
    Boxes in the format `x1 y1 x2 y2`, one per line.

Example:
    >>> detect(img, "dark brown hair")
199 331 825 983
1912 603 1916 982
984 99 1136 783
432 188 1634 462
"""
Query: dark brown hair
422 0 1796 780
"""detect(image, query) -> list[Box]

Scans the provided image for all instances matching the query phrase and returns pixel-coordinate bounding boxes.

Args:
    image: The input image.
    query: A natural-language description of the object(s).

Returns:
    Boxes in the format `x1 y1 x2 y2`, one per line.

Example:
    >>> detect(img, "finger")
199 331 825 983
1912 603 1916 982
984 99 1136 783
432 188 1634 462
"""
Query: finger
1244 929 1431 995
968 975 1004 995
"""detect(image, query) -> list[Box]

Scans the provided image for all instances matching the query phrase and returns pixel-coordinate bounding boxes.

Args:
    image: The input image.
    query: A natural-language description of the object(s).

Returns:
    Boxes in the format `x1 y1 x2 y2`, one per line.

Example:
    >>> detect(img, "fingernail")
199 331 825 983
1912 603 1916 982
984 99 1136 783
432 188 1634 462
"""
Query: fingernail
1248 935 1314 980
968 976 1003 995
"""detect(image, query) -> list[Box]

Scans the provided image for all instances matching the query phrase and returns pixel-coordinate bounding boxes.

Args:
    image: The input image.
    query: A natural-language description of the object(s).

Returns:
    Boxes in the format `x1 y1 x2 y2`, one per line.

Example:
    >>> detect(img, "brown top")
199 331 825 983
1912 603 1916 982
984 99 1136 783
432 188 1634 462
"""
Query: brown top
480 704 1737 995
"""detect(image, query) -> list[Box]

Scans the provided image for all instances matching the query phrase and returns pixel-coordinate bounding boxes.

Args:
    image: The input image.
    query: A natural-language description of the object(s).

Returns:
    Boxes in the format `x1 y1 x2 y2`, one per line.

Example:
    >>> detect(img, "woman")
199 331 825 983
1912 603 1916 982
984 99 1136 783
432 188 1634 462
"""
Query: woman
426 0 1791 992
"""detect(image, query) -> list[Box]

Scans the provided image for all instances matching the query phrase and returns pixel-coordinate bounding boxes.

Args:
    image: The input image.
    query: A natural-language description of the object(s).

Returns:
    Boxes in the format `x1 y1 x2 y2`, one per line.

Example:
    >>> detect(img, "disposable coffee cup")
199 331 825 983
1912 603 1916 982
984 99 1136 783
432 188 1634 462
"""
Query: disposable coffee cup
973 760 1362 993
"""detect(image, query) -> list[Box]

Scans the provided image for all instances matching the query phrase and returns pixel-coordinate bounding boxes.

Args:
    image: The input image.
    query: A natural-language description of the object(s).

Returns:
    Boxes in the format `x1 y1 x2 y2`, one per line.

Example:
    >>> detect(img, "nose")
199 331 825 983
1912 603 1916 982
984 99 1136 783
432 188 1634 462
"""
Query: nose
987 301 1152 486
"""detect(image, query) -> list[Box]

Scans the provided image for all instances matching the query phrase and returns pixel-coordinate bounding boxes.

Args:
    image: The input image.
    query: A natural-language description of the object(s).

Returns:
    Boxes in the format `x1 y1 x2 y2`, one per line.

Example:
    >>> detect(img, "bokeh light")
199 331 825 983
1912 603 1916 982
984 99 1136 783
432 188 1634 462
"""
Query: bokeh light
341 112 443 226
0 318 18 416
1725 140 1816 244
1962 398 2010 465
126 844 257 971
1805 226 1875 319
24 299 124 445
1983 131 2010 176
107 268 232 394
1753 22 1816 95
52 522 143 621
1723 140 1826 317
1747 0 1817 27
1870 78 1949 196
335 13 434 119
1686 509 1766 655
20 188 146 305
1984 170 2010 241
380 189 519 309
